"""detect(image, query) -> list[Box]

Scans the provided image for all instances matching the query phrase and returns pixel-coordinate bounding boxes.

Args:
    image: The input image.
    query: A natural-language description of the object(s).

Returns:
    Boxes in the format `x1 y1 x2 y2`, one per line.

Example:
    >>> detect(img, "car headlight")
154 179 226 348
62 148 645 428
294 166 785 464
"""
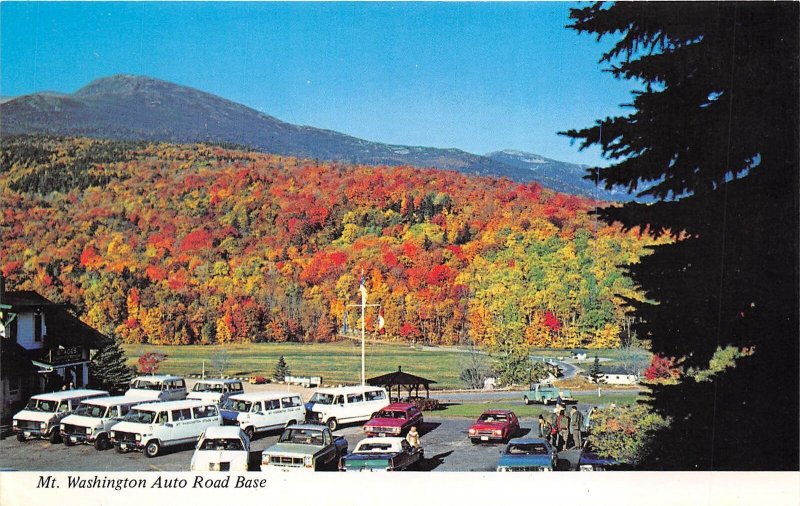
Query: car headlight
468 429 476 435
12 420 18 426
392 427 401 434
210 463 220 471
304 456 313 468
493 429 503 436
110 431 116 439
86 427 94 435
261 455 270 466
541 467 552 472
40 422 47 429
135 434 142 441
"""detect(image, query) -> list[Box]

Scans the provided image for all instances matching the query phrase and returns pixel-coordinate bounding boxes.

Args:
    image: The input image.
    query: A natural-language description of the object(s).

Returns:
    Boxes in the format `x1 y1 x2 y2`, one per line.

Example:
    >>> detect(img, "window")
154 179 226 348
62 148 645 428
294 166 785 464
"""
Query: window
34 312 42 342
334 395 344 404
264 399 280 411
281 396 302 408
230 382 243 392
171 408 192 421
193 406 216 419
346 393 364 404
119 405 131 416
249 402 262 413
366 390 386 401
8 318 17 341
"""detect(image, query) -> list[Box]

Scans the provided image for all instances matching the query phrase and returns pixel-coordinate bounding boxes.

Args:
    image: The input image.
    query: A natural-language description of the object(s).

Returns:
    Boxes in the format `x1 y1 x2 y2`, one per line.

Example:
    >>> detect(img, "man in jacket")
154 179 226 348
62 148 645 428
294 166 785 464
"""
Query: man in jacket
569 406 584 450
557 407 570 452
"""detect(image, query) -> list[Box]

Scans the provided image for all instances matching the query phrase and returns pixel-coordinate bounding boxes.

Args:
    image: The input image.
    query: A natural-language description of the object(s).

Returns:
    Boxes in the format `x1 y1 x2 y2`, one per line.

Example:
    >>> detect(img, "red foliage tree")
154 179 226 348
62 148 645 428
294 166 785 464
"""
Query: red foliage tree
138 352 166 374
644 354 683 382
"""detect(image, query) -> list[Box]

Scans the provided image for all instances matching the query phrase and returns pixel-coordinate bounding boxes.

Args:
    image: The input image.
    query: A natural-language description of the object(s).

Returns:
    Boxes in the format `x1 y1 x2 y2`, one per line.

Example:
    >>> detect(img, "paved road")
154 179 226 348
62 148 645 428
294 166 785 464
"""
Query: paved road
0 416 579 472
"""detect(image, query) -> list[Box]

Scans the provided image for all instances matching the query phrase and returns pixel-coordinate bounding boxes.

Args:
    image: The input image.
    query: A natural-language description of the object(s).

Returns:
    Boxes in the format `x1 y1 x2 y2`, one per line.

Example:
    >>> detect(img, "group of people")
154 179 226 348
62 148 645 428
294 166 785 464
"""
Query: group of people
537 405 591 452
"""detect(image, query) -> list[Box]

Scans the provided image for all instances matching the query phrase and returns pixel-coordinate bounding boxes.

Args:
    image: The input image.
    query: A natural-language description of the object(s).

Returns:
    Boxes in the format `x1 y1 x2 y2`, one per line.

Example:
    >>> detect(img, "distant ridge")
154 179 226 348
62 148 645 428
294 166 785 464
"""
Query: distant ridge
1 74 637 201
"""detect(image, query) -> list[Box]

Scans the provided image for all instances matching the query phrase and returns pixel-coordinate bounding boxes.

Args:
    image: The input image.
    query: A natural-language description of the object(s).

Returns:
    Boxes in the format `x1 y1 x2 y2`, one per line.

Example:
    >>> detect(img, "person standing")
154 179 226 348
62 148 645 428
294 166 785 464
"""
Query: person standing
406 425 421 449
557 407 570 451
570 406 584 450
537 414 552 441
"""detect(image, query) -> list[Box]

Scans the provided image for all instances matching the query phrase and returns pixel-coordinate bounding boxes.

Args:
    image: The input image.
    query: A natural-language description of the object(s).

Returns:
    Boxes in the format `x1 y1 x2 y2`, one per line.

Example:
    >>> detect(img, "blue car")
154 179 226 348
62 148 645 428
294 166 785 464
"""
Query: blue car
577 442 631 471
496 437 557 472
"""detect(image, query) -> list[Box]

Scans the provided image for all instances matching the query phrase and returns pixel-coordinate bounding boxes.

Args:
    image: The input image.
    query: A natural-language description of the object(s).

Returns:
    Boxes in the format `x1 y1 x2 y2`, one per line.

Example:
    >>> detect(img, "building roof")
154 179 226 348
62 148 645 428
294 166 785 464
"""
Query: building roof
599 366 637 376
366 366 437 388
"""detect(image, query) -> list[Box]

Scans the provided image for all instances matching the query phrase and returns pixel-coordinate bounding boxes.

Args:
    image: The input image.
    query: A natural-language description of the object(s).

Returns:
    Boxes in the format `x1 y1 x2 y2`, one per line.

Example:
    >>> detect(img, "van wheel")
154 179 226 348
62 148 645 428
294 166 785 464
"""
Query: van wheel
244 427 255 440
145 440 161 458
327 418 338 431
49 429 62 444
94 434 110 451
524 396 531 405
16 433 26 442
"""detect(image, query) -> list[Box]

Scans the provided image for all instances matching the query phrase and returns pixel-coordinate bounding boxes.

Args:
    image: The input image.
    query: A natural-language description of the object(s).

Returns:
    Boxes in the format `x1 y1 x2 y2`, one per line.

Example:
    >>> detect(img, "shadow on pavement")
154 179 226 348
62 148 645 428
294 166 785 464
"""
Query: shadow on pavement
418 421 441 437
417 450 453 471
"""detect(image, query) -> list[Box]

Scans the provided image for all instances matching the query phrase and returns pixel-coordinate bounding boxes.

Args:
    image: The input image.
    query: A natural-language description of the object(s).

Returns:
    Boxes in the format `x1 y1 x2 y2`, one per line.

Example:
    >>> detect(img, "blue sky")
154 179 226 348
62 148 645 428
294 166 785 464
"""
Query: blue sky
1 2 634 166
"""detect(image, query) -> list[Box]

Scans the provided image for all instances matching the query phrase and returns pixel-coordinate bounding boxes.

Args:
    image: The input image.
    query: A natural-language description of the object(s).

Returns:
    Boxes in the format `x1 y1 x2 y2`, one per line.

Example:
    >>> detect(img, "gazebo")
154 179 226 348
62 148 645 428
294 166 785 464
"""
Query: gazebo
366 366 436 401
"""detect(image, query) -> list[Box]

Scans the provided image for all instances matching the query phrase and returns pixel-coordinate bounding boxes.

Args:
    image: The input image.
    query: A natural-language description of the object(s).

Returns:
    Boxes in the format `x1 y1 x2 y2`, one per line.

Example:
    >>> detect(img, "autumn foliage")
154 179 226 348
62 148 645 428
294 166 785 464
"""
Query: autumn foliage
1 137 664 347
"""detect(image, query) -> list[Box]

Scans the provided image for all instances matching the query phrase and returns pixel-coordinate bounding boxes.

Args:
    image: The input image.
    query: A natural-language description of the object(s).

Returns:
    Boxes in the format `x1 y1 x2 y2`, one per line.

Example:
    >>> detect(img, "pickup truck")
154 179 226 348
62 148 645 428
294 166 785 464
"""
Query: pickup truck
260 424 348 471
523 383 575 405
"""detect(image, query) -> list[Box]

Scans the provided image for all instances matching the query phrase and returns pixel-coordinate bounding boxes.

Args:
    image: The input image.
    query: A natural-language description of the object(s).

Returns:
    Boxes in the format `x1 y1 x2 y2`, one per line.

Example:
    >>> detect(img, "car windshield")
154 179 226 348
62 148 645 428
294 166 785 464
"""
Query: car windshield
355 442 395 453
123 409 158 424
479 413 507 423
223 399 252 412
75 404 108 418
506 443 548 455
279 428 324 445
25 399 59 412
192 383 224 393
129 379 161 390
309 393 334 405
199 438 244 451
376 410 406 419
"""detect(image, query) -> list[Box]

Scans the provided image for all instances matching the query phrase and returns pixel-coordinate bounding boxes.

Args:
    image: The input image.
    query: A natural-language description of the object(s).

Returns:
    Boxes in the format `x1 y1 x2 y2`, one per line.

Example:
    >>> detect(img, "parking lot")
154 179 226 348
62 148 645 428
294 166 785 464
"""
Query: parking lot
0 415 580 472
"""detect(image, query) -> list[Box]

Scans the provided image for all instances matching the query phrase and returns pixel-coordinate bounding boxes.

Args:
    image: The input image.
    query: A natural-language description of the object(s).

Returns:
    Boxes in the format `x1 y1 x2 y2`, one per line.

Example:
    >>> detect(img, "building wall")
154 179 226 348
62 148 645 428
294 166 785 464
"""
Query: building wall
15 312 47 350
602 374 638 385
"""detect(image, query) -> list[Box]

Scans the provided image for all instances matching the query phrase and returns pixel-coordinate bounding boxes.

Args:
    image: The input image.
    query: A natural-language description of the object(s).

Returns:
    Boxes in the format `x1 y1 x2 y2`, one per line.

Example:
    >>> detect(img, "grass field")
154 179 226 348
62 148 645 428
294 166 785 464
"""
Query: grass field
434 391 647 418
121 342 647 391
122 341 472 389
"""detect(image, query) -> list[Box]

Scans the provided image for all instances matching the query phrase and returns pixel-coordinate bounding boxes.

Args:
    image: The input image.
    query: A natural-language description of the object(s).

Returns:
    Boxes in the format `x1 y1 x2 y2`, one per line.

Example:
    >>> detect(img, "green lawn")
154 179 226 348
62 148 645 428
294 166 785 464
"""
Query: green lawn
121 342 646 391
433 392 646 419
122 341 471 389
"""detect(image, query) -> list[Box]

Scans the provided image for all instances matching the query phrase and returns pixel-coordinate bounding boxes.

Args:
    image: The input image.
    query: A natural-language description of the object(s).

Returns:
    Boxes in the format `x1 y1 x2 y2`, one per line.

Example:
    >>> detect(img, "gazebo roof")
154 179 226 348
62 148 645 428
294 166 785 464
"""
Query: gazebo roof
366 366 437 387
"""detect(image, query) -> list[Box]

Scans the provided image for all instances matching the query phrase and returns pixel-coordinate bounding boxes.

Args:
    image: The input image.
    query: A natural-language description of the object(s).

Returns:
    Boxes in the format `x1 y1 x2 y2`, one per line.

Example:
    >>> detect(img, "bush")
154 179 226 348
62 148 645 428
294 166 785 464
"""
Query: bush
590 404 670 466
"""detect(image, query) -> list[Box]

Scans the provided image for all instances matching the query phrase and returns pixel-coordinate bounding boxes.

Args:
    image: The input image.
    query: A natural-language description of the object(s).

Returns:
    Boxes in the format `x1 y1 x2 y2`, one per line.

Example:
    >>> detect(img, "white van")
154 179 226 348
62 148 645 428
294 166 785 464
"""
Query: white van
60 395 143 450
110 399 221 458
125 375 187 402
187 378 243 405
12 389 109 443
305 386 390 431
220 392 305 439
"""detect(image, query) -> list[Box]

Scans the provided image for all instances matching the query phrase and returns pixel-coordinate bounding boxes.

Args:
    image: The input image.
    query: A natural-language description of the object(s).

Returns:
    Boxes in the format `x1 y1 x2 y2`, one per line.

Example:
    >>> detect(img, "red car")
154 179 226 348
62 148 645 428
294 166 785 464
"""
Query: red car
363 403 423 437
468 410 520 444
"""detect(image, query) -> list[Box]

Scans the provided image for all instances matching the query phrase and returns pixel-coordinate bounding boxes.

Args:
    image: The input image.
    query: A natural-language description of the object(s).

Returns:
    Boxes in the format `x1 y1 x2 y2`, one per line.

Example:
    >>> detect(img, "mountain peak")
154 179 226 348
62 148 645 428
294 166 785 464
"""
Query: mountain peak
74 74 182 98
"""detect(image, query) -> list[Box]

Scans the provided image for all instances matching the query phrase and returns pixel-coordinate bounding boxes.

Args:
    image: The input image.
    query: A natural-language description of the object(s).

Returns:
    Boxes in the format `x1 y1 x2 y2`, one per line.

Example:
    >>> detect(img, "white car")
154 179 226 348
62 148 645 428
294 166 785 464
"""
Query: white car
187 379 243 405
12 390 109 443
110 399 221 458
60 396 143 450
305 386 390 431
221 392 305 439
190 426 251 472
125 376 188 402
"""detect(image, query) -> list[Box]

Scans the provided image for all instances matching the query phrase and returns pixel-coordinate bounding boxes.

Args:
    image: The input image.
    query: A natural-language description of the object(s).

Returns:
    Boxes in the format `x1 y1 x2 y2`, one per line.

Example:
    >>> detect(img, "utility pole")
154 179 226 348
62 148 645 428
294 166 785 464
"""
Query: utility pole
346 302 382 386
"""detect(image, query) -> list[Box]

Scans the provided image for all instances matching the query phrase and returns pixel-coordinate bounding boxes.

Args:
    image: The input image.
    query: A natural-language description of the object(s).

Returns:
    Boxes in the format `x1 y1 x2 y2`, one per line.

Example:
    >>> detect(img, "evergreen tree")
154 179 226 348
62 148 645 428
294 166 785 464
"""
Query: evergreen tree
564 2 798 470
89 337 133 394
272 355 290 382
588 356 605 384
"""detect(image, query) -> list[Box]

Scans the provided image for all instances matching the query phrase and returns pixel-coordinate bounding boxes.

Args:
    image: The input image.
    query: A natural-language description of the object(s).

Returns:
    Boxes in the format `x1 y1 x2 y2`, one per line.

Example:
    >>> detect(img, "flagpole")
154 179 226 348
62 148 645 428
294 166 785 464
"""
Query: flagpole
361 294 365 386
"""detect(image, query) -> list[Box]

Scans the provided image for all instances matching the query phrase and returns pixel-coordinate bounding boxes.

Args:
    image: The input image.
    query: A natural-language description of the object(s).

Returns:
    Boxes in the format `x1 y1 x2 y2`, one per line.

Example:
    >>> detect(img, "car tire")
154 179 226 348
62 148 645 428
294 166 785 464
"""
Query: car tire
49 429 62 444
470 438 479 445
524 396 531 405
327 418 338 431
16 433 26 442
94 434 109 451
144 440 161 458
244 426 255 441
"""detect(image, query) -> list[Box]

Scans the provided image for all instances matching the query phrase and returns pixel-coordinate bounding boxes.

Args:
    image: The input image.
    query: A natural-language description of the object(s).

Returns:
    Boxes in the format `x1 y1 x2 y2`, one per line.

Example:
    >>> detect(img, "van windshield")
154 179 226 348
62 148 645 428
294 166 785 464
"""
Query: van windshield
309 393 334 405
129 379 162 390
223 400 252 412
193 383 224 393
75 404 108 418
25 399 59 413
123 409 159 424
